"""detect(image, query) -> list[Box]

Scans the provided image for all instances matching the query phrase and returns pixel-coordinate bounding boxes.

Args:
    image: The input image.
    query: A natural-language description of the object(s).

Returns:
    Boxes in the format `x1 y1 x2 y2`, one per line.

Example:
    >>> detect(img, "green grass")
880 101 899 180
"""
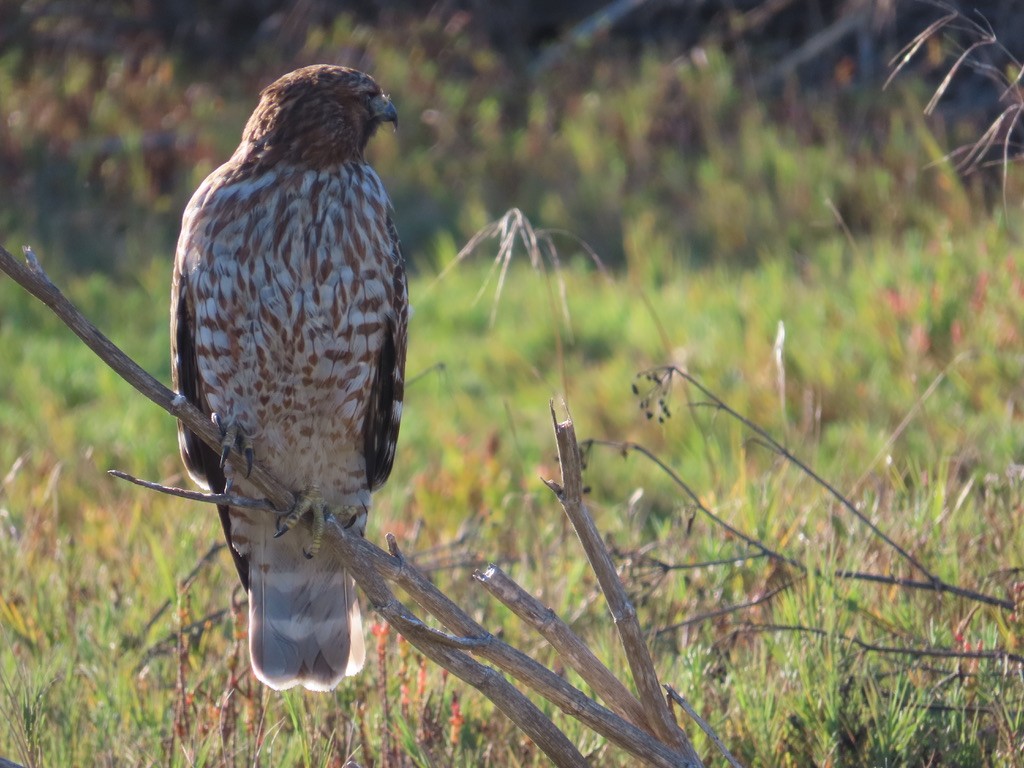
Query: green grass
4 220 1024 765
3 15 1024 767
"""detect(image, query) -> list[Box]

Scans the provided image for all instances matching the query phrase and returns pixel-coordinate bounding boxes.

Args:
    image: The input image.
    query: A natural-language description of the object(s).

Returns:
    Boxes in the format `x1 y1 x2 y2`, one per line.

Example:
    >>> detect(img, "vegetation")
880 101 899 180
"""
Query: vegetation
2 8 1023 767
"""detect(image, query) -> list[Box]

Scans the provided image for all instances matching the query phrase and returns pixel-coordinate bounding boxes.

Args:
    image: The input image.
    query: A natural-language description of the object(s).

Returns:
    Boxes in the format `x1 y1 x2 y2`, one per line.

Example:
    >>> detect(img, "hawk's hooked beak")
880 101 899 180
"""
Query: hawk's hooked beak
371 94 398 130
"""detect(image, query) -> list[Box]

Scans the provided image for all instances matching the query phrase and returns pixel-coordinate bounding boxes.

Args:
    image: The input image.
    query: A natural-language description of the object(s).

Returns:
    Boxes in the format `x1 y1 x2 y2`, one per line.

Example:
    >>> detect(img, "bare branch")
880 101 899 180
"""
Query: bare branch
656 581 796 636
474 563 651 731
0 243 588 768
108 469 278 511
379 535 696 768
729 623 1024 666
547 403 705 767
1 247 294 513
1 243 722 767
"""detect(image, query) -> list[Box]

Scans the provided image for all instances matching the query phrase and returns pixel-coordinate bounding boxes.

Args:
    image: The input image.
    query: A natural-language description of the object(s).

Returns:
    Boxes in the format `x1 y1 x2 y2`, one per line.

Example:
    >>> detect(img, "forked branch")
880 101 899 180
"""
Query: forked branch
0 243 717 767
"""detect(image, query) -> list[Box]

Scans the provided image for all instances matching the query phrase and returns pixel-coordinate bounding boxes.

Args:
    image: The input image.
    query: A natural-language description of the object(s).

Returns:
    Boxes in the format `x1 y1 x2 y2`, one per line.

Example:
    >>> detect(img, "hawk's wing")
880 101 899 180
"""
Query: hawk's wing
171 266 250 589
363 215 408 492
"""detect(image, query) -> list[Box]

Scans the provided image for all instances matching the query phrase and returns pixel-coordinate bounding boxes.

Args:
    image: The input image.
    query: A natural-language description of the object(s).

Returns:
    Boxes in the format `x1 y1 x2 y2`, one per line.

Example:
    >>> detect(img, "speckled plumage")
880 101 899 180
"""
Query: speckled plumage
171 66 407 691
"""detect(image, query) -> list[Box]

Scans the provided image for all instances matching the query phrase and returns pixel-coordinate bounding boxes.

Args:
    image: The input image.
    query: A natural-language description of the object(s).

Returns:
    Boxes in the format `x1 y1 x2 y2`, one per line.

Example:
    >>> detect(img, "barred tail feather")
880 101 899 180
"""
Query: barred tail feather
247 554 365 691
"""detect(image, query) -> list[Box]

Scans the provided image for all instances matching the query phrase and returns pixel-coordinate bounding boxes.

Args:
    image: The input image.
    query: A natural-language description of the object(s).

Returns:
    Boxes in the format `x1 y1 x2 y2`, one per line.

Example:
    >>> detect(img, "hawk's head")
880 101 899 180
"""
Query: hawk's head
241 65 398 169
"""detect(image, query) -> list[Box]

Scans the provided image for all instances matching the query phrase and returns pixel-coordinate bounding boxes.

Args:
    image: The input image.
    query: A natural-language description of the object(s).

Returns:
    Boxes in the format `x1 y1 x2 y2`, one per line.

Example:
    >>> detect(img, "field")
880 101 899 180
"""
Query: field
2 8 1024 767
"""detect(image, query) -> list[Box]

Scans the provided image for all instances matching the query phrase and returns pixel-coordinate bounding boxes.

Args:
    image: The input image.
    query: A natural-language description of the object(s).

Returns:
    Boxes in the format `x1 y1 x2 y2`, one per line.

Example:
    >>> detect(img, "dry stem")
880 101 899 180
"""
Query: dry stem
545 403 704 766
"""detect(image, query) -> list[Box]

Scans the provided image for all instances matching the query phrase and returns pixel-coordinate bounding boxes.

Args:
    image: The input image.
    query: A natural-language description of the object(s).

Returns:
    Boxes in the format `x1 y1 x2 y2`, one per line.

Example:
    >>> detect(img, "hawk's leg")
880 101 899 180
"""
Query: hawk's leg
275 487 365 559
213 413 255 476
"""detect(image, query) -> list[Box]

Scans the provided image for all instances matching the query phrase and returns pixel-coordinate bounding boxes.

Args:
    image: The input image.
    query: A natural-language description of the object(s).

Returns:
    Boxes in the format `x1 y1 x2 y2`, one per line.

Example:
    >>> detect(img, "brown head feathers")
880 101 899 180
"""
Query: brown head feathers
239 65 397 170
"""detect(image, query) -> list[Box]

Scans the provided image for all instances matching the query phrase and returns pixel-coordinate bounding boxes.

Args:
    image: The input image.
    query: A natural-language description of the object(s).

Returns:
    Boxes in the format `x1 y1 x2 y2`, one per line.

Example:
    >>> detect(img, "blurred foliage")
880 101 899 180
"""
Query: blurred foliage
1 10 1020 278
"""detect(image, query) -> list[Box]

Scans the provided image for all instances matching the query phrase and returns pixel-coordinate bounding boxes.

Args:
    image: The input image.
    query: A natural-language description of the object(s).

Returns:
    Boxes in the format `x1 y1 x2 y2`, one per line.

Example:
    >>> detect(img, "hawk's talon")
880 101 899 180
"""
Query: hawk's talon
213 415 255 472
275 486 324 546
273 487 351 559
308 503 326 558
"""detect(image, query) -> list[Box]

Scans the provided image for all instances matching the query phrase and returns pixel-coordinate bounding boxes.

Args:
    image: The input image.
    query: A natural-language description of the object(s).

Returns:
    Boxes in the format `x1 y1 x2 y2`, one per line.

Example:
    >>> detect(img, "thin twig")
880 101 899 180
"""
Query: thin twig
108 470 278 511
622 549 768 573
587 436 1012 610
665 687 744 768
621 365 1014 611
582 437 800 569
729 623 1024 666
656 365 937 580
656 581 796 637
137 608 231 667
136 542 227 642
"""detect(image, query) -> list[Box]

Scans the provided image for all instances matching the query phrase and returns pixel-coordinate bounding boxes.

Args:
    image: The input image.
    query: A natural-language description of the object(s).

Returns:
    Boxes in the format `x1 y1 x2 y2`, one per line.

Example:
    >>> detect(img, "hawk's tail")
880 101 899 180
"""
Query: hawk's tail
246 547 365 691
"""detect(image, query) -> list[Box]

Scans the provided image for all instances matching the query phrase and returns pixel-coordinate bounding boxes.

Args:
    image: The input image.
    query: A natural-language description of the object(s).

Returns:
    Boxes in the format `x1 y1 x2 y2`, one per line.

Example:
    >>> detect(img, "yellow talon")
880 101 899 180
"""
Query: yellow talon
214 414 254 474
308 506 325 559
274 488 362 559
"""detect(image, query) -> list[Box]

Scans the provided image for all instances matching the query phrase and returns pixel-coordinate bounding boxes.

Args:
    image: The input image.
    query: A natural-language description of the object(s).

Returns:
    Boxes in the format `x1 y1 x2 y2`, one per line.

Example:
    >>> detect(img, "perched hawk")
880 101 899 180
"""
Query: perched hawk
171 65 407 691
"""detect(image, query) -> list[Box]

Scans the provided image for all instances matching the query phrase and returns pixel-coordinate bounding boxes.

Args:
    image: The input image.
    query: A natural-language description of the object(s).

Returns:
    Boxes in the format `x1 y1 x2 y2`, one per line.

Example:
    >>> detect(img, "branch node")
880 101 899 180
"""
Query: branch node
542 477 564 497
386 532 404 561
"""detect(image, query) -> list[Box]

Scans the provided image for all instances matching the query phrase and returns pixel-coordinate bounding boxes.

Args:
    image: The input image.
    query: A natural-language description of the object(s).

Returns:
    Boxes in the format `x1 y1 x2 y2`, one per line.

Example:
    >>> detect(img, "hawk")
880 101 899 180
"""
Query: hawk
171 65 407 691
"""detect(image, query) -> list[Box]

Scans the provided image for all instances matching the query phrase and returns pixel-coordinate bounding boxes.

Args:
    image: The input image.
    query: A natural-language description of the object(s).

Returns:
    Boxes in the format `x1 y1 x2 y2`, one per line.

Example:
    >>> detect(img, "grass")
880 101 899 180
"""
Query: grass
3 12 1024 767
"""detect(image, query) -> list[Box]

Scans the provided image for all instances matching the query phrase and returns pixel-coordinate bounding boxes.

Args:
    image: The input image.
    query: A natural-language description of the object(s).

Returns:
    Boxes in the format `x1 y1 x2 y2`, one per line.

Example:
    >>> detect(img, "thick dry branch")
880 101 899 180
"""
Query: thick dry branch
0 244 720 767
380 536 694 768
0 244 586 768
546 405 704 767
1 246 293 512
474 563 650 731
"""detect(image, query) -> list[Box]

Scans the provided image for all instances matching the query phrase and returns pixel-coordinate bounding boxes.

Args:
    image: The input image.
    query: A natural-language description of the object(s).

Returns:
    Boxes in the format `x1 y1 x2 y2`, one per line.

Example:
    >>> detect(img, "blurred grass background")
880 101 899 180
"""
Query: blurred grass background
1 1 1024 765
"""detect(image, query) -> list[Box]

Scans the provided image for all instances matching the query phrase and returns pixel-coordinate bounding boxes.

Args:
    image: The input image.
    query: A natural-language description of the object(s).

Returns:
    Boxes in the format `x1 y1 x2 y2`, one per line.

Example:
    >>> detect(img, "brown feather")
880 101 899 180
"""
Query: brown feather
172 268 249 589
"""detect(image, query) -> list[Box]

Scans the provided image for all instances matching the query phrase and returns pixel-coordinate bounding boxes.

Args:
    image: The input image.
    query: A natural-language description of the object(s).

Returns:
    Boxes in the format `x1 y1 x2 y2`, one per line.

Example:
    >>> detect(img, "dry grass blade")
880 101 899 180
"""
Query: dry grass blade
545 403 705 767
924 37 996 116
888 2 1024 206
885 7 956 88
433 207 605 332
